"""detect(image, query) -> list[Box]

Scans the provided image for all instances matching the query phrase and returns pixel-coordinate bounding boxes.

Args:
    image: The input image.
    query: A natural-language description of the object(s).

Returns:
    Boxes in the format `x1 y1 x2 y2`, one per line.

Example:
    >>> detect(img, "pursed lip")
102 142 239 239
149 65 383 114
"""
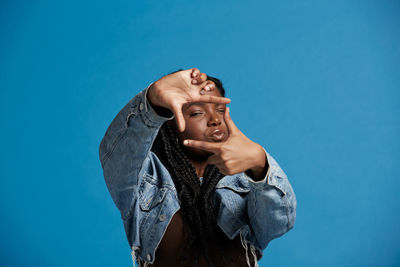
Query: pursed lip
207 129 226 142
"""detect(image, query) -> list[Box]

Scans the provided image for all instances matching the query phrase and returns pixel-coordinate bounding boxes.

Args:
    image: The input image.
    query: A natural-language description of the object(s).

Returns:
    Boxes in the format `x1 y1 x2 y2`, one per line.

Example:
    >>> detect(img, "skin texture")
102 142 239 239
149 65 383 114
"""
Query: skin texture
147 68 268 180
147 68 230 132
173 89 228 153
182 106 267 180
170 88 229 177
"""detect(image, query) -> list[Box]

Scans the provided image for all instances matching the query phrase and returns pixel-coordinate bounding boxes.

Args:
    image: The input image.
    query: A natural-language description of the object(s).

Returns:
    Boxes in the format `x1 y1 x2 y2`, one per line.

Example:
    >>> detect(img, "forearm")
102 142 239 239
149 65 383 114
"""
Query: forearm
146 83 174 118
99 88 170 165
99 87 172 215
245 144 269 181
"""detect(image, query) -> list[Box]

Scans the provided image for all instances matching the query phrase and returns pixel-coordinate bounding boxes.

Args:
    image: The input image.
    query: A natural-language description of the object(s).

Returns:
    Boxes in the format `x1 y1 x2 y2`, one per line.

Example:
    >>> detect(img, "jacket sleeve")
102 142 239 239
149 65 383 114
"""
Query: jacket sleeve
99 86 173 218
244 150 297 250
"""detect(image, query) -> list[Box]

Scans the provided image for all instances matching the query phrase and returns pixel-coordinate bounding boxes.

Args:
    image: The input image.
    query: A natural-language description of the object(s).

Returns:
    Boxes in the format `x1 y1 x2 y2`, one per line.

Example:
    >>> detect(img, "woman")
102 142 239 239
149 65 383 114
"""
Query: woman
99 68 296 267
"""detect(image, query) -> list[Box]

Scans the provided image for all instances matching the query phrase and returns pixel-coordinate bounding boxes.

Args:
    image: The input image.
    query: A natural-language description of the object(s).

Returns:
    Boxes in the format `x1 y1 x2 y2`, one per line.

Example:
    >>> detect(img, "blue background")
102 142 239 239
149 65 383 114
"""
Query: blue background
1 0 399 266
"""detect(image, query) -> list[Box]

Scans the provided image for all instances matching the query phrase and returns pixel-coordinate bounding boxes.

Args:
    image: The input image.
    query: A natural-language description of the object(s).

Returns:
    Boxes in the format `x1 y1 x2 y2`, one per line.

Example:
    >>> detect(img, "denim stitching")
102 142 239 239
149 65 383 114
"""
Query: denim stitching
101 129 128 167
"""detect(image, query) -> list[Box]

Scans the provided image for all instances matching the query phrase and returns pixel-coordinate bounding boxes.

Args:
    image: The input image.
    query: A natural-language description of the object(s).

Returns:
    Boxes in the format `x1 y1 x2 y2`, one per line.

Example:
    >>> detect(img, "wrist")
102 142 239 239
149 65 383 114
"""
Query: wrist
246 144 268 181
146 83 173 118
147 83 160 108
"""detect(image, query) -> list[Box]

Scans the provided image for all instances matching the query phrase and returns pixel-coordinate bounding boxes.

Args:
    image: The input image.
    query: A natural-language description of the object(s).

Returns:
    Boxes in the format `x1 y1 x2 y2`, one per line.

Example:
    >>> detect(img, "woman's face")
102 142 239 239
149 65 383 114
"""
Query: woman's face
171 88 228 159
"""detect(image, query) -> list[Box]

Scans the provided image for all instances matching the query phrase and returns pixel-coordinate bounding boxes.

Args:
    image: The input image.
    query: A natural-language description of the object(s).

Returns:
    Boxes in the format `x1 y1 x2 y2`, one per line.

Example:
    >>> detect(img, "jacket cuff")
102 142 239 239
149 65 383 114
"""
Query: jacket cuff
246 148 288 196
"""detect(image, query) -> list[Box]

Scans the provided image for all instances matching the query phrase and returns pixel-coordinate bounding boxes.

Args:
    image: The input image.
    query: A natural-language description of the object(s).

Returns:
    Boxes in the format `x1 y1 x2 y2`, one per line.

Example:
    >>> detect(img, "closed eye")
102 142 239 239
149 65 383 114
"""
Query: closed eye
190 111 204 117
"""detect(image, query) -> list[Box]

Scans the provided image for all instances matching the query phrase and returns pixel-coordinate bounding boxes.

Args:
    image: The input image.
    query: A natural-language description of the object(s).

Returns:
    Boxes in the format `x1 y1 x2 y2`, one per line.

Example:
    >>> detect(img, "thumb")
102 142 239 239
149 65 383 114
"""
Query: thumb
172 104 186 132
225 107 239 135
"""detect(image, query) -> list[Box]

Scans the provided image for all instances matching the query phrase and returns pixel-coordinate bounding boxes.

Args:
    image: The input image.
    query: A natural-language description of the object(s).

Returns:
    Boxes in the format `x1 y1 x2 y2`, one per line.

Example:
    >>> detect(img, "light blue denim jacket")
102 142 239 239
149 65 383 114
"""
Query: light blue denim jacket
99 87 296 266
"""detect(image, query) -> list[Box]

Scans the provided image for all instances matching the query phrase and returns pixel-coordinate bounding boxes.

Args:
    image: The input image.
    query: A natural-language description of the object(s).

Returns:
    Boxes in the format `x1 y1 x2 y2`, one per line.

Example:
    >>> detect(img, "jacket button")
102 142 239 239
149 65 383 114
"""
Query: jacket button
139 102 144 111
159 214 166 221
147 254 151 261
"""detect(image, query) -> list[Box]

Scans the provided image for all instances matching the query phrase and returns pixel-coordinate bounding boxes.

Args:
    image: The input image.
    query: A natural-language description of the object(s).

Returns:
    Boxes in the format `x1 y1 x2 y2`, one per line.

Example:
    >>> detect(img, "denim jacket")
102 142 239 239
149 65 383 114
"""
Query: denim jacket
99 87 296 266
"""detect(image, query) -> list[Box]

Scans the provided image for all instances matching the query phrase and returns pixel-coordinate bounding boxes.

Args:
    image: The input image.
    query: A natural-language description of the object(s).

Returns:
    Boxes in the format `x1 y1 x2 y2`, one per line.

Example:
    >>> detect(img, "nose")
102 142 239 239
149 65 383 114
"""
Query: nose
207 111 221 127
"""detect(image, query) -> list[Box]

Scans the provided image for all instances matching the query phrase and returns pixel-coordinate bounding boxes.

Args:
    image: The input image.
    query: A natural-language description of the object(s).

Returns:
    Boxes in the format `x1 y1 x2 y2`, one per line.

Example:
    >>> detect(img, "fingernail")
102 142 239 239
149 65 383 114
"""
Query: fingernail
183 140 189 145
205 86 210 91
192 79 197 84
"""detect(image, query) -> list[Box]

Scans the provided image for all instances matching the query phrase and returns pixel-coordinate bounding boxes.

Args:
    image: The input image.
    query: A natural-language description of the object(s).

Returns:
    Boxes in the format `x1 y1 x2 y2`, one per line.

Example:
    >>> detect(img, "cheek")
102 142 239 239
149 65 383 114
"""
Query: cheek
183 122 207 140
186 127 202 139
221 118 228 130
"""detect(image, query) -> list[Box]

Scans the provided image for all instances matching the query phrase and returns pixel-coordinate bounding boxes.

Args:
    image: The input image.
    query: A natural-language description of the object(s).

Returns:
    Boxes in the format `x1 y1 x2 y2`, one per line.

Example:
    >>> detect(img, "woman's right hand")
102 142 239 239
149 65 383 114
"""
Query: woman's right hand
147 68 231 132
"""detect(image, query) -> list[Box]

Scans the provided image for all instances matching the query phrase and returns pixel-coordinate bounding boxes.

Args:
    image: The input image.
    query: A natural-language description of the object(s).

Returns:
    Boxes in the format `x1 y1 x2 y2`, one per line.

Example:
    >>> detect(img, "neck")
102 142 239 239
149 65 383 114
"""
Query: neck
188 157 208 178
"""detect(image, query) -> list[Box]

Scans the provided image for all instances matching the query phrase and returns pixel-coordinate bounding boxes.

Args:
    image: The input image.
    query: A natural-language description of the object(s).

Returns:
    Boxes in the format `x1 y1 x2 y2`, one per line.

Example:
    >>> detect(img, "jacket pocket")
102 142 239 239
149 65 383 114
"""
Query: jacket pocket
214 175 250 218
139 173 167 211
215 174 251 195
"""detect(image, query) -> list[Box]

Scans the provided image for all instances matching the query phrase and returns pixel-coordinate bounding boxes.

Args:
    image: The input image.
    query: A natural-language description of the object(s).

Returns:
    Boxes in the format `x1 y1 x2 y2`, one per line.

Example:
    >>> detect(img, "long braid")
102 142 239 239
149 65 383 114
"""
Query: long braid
154 123 223 263
151 75 229 266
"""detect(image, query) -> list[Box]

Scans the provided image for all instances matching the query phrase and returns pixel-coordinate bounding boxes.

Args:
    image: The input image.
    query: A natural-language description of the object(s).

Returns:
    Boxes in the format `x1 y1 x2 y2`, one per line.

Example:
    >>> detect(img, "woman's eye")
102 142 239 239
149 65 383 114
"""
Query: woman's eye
190 112 203 117
217 109 225 113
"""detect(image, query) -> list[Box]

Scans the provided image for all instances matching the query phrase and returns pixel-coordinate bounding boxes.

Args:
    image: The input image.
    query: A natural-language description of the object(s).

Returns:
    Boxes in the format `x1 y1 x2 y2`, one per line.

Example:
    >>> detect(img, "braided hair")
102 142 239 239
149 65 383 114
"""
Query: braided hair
151 75 231 266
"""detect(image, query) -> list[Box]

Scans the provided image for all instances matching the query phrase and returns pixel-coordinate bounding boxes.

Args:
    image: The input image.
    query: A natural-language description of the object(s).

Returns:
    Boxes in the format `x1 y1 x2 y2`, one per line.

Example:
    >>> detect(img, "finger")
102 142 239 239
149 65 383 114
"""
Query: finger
183 139 220 153
203 80 215 91
195 95 231 104
198 80 215 95
191 72 207 85
207 154 221 165
191 68 200 78
172 105 186 132
198 72 207 83
224 107 239 134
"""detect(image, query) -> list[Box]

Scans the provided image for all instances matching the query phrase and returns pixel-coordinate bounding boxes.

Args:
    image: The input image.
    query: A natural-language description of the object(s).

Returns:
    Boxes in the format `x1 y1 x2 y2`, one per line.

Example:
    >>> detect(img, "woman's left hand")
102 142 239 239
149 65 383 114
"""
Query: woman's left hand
183 107 268 180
